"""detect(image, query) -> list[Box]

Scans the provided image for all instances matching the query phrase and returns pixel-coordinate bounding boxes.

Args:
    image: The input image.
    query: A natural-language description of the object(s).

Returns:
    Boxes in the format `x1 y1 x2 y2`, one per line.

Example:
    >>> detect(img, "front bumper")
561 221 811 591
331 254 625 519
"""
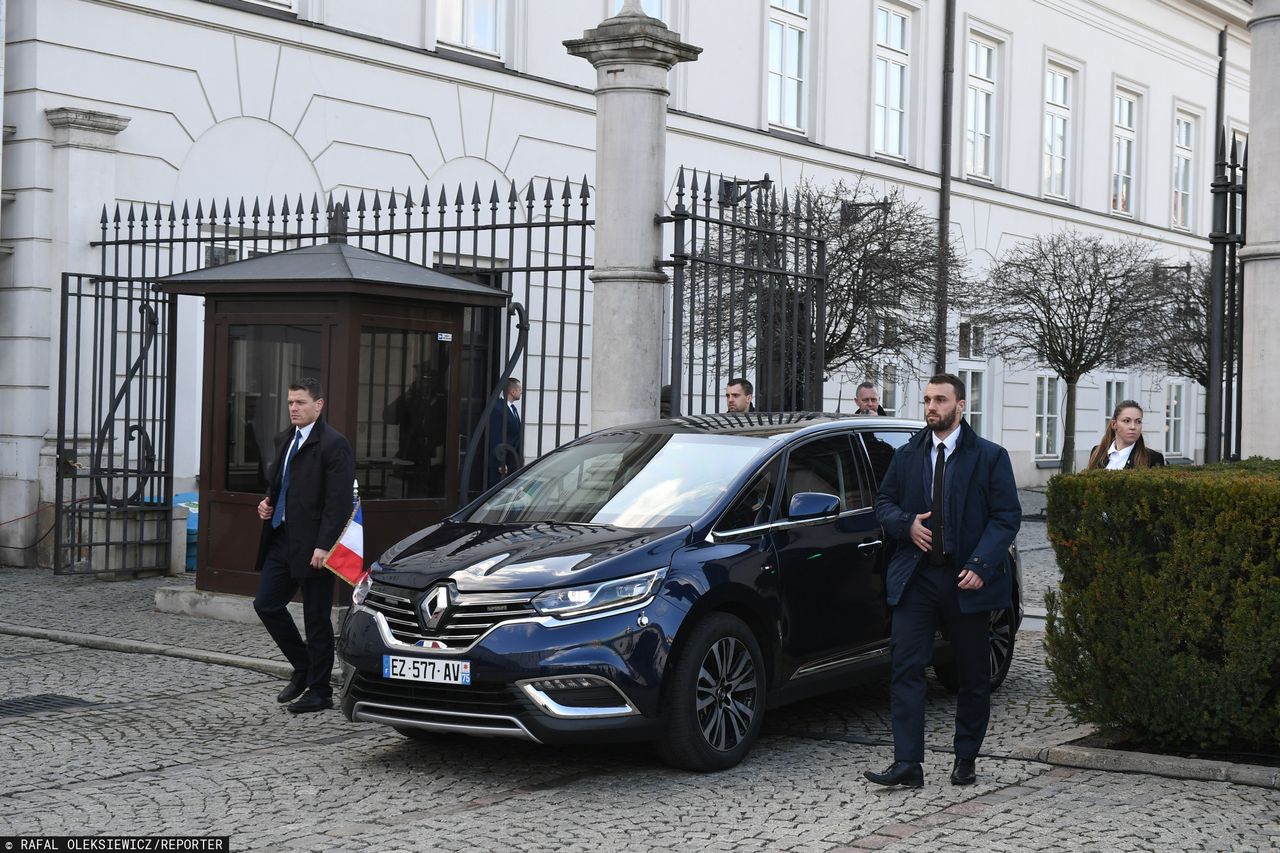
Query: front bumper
337 591 684 745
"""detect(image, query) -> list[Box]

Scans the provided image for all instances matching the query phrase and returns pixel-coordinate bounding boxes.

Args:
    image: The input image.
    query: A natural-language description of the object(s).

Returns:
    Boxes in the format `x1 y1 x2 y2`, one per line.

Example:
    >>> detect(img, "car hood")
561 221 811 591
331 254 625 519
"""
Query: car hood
372 520 692 593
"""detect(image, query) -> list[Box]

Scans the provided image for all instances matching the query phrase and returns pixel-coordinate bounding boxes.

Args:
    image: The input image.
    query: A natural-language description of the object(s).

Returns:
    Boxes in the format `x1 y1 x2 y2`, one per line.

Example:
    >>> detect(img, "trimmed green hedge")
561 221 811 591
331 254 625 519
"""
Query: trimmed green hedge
1045 459 1280 750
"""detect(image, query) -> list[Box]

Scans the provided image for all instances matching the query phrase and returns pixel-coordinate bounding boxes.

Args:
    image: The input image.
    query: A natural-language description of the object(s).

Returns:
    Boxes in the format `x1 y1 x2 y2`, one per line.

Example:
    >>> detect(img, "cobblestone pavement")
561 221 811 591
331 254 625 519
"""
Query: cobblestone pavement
3 490 1278 851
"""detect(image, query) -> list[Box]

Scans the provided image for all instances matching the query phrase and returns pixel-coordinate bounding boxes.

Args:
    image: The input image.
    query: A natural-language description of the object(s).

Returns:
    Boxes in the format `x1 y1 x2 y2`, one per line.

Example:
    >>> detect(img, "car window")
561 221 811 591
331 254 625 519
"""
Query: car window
715 458 781 532
860 430 914 492
782 434 868 514
467 432 769 528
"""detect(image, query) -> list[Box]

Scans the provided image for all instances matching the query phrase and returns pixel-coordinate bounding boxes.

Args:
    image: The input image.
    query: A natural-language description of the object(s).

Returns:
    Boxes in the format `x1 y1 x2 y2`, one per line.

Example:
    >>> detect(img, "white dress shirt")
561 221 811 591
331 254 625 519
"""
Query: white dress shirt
1104 440 1135 470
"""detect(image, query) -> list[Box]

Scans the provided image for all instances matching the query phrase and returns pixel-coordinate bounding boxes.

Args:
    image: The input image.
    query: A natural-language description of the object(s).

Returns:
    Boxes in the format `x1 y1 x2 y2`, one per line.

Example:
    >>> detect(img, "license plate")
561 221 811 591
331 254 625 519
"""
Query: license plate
383 655 471 685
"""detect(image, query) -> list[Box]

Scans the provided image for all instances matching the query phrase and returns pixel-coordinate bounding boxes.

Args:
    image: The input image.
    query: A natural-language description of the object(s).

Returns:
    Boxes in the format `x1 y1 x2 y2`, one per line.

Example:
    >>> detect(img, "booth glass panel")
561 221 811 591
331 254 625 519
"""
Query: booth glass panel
225 324 323 493
358 328 453 499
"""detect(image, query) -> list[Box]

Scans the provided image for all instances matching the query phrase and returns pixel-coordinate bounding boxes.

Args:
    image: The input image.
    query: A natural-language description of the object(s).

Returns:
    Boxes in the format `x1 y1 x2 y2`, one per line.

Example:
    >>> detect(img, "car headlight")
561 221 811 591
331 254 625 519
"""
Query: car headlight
531 568 667 618
352 571 374 607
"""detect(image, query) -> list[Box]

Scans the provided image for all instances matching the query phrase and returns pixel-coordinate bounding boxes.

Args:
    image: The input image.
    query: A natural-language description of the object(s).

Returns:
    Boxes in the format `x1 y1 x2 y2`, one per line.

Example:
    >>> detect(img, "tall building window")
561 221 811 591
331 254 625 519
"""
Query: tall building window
874 6 909 157
1036 375 1059 457
959 369 985 437
881 365 899 416
1104 380 1127 427
768 1 807 130
438 0 499 55
1112 91 1137 215
1164 383 1184 455
617 0 663 16
1043 65 1072 199
958 321 985 360
1172 112 1196 229
965 37 996 179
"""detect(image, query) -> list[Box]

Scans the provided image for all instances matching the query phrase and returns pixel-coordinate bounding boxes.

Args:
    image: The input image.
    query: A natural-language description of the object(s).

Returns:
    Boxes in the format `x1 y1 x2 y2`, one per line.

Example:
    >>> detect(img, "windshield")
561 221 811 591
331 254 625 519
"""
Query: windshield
466 432 770 529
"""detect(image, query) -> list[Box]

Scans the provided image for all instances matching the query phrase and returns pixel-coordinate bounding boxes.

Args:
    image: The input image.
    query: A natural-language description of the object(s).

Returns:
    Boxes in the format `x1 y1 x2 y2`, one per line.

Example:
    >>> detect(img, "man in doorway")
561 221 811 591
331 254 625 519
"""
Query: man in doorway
865 373 1020 788
488 377 524 484
254 378 355 714
855 381 887 416
725 377 755 413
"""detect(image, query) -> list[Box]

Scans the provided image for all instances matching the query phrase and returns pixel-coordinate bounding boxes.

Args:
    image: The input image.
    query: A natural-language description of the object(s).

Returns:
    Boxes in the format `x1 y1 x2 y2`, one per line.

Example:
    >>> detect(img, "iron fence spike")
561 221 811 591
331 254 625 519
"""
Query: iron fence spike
237 198 246 218
508 180 520 203
438 185 449 208
561 177 573 200
100 205 109 224
192 201 202 221
127 203 135 223
454 185 465 206
252 198 261 217
525 181 536 202
371 190 381 212
471 182 482 205
180 201 189 222
542 179 554 202
580 175 591 199
490 181 501 204
356 190 366 212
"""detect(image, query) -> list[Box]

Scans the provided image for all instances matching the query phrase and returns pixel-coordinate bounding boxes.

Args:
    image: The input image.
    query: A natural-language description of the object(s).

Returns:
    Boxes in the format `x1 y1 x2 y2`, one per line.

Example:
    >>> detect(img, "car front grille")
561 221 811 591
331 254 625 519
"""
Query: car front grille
365 582 537 649
348 672 527 716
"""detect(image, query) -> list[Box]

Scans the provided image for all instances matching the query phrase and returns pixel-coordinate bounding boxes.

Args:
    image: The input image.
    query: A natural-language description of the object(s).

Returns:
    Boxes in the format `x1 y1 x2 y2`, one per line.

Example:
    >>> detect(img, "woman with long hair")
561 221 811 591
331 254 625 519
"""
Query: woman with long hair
1087 400 1166 469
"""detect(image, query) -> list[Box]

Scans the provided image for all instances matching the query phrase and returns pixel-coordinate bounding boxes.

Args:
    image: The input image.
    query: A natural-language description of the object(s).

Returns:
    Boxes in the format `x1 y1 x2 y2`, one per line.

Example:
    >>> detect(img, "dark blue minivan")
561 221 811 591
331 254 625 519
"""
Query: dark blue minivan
338 413 1021 771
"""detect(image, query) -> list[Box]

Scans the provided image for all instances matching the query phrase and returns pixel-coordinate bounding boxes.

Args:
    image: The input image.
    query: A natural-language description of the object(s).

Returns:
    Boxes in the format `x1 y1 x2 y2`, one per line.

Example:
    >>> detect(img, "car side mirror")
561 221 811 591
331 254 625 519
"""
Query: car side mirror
787 492 841 521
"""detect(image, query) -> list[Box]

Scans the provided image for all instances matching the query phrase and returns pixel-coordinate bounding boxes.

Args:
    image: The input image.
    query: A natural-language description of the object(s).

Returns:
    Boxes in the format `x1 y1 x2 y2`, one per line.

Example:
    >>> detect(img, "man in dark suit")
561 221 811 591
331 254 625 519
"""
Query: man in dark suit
488 377 523 485
254 377 355 714
865 373 1020 788
855 381 888 416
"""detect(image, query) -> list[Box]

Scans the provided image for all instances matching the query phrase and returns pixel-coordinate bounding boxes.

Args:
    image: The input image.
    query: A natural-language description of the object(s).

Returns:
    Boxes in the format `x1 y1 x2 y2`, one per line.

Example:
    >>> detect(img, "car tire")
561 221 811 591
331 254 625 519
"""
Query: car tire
933 605 1017 693
657 613 766 773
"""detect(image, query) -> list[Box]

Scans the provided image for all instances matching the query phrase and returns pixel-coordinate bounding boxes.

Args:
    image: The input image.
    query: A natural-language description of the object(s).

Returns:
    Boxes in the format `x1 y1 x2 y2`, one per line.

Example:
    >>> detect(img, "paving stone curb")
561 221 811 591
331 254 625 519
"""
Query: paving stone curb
1012 741 1280 790
0 620 292 679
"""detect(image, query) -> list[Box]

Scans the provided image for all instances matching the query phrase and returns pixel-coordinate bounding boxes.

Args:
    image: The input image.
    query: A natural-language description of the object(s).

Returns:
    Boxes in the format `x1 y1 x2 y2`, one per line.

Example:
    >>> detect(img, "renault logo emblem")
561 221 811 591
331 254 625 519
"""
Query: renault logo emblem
420 585 453 630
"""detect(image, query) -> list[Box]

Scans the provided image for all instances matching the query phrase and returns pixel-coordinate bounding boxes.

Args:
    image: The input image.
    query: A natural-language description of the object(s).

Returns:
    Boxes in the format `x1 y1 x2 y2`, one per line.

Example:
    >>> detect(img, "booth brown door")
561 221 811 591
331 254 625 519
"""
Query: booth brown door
199 302 335 596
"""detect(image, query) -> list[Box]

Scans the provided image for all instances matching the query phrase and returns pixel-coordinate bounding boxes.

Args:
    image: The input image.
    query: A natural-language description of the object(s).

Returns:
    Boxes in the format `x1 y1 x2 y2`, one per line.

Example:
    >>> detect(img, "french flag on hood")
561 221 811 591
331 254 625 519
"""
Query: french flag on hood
324 495 366 586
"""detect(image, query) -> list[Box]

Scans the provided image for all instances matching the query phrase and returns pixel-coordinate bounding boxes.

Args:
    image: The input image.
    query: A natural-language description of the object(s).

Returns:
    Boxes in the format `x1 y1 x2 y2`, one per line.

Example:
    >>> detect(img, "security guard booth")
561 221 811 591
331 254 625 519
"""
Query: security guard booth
156 237 508 597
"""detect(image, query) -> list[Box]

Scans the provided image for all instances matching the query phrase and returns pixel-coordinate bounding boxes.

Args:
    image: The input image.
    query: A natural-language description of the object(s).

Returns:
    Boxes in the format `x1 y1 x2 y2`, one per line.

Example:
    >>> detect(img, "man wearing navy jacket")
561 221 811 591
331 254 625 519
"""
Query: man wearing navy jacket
254 378 354 714
865 373 1020 788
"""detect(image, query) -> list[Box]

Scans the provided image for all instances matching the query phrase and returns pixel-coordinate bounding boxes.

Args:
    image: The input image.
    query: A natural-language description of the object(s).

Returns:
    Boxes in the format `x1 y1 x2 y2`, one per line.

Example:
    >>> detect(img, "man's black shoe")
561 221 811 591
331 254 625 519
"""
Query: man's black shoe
287 689 333 714
950 757 976 786
276 672 307 704
863 761 924 788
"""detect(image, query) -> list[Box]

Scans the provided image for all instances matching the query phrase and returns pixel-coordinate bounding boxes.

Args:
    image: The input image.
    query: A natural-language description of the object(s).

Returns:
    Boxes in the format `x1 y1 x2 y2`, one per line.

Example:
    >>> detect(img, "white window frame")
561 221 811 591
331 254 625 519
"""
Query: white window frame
614 0 664 18
965 35 997 180
1104 380 1127 427
881 364 899 416
1164 383 1184 456
1111 89 1139 216
1043 64 1073 200
873 4 911 158
959 368 985 438
1172 109 1197 230
958 320 985 360
437 0 502 57
767 1 808 131
1035 375 1060 457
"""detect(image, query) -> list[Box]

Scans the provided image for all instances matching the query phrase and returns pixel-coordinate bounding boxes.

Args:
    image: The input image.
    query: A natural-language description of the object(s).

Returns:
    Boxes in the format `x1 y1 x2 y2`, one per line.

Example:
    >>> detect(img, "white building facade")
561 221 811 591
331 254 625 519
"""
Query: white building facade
0 0 1253 565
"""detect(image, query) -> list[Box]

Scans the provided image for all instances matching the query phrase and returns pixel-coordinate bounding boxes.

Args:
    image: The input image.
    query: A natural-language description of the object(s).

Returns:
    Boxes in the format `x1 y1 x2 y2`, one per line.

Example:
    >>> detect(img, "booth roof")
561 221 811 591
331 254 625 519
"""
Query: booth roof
153 241 510 306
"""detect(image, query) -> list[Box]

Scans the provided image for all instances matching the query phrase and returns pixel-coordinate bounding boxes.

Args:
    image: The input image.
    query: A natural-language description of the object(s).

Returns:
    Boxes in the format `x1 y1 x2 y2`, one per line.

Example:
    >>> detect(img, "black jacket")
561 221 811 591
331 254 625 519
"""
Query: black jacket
1090 443 1166 469
255 419 355 579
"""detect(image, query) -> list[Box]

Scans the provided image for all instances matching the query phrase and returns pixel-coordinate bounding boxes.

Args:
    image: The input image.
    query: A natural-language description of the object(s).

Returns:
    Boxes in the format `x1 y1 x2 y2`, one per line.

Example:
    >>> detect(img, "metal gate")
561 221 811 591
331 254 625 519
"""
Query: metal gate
663 168 827 415
55 179 593 571
55 273 178 575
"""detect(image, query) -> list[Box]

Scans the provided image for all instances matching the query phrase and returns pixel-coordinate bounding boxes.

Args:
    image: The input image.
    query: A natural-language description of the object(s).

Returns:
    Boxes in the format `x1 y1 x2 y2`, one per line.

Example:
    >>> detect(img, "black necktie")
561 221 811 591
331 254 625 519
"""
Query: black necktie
930 444 945 565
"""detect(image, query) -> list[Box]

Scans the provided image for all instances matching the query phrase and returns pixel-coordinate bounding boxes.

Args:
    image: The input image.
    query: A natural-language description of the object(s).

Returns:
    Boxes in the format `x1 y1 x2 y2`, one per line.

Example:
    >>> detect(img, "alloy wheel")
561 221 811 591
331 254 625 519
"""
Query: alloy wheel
695 636 758 752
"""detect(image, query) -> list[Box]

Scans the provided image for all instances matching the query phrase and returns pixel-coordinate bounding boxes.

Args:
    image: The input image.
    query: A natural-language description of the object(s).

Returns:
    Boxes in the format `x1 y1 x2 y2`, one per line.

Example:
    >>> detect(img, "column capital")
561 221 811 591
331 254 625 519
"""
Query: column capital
45 107 131 151
564 8 701 70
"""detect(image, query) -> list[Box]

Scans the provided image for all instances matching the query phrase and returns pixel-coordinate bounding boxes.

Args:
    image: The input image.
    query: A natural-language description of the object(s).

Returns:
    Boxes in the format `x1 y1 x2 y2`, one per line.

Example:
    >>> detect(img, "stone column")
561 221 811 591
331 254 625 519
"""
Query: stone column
1241 2 1280 458
566 1 700 429
8 108 129 567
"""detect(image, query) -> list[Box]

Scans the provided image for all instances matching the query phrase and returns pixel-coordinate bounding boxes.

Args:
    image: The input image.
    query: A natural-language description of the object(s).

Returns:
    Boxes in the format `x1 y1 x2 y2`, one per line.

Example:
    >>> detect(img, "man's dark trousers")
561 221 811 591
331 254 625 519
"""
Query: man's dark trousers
890 561 991 763
254 532 335 697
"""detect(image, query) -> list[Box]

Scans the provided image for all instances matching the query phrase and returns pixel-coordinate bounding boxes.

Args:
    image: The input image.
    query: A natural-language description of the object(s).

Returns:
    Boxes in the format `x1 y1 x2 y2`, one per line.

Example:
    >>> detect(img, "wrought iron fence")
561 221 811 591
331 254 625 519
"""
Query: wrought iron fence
1210 131 1247 460
662 168 827 416
57 178 594 572
55 273 177 575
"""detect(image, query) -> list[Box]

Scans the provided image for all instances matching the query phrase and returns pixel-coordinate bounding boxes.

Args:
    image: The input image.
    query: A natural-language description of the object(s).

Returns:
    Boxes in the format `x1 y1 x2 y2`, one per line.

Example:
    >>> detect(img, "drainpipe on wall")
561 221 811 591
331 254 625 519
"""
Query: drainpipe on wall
935 0 957 375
